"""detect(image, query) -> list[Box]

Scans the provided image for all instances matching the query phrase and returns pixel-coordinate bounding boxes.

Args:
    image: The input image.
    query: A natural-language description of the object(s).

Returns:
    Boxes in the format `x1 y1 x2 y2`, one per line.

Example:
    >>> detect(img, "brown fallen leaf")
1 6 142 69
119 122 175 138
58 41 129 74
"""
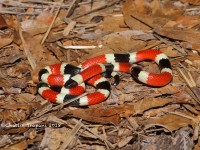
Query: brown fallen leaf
3 140 28 150
179 0 200 5
143 104 180 118
182 42 200 51
40 127 73 150
97 15 127 32
0 51 23 66
122 0 183 31
36 11 54 26
0 36 13 49
117 136 133 148
0 127 28 135
72 104 135 124
21 20 49 36
21 10 55 36
122 0 200 52
0 78 27 88
154 27 200 44
22 32 60 82
155 84 180 95
176 15 200 28
102 32 146 52
134 97 174 114
122 0 151 31
0 104 32 111
141 114 192 132
0 15 8 29
160 46 181 57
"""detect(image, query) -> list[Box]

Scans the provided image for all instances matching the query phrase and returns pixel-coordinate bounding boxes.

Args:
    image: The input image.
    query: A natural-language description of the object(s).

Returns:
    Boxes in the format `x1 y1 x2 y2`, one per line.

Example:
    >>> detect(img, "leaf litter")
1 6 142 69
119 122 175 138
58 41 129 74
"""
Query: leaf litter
0 0 200 149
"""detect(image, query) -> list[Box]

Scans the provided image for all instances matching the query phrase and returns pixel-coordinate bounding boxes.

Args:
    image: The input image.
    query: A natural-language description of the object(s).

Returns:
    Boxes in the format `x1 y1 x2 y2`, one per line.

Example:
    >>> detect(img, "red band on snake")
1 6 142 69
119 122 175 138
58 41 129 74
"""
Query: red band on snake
37 49 173 106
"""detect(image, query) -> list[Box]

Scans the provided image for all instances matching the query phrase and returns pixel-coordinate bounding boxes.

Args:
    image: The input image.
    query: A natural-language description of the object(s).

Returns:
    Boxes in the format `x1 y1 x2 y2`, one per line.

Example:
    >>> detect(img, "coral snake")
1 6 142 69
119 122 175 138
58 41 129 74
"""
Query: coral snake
37 49 172 106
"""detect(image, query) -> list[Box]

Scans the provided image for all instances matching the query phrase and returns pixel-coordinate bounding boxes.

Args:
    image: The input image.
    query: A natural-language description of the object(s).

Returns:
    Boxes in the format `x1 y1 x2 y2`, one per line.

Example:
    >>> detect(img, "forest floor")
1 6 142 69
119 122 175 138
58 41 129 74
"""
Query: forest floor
0 0 200 149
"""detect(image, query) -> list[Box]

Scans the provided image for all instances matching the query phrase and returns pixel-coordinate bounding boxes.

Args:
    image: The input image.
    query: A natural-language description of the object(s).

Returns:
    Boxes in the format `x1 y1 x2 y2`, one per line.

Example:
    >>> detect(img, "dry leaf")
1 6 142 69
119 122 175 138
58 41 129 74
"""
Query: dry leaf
21 20 49 35
97 15 127 32
154 27 200 44
0 15 8 29
72 104 135 124
3 140 28 150
40 127 71 150
134 98 174 114
179 0 200 5
122 0 151 31
36 11 54 26
118 136 133 148
141 114 192 132
176 15 200 28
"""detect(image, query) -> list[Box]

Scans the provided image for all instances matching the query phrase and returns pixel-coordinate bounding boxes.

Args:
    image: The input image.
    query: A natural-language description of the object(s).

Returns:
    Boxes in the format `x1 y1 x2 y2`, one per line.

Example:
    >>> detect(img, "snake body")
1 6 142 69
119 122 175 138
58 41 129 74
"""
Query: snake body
38 49 172 106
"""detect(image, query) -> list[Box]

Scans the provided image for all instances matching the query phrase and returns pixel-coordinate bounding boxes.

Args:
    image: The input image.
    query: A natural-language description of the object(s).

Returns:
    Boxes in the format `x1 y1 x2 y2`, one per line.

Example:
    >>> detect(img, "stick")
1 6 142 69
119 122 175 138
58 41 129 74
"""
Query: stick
41 0 64 44
19 28 36 69
72 0 120 19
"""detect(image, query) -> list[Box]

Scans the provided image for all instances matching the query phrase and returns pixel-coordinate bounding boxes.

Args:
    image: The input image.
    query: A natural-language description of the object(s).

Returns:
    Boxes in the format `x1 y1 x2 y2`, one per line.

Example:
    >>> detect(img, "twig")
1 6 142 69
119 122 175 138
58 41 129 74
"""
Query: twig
169 111 200 140
60 119 83 150
154 34 185 54
0 10 40 15
102 127 110 150
169 112 194 120
20 0 66 5
177 65 200 103
65 0 80 17
59 45 102 50
19 28 36 69
141 41 162 50
41 0 64 44
131 15 185 54
0 0 69 9
131 15 153 29
72 119 115 149
63 21 76 36
72 0 120 19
